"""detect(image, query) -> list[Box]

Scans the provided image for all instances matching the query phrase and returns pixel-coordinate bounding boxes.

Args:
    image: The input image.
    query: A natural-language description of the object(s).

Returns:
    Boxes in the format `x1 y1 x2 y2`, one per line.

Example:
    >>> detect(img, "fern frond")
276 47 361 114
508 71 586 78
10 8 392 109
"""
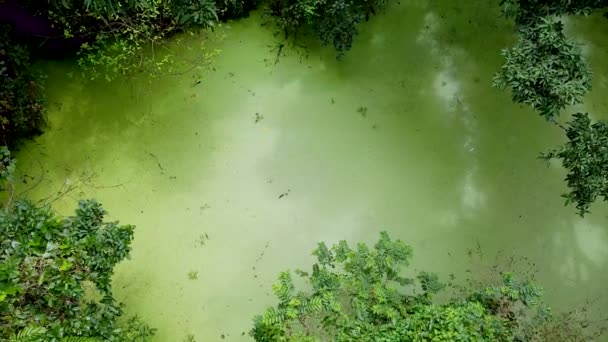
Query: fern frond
312 242 334 265
262 307 287 325
272 271 295 303
9 326 46 342
60 337 102 342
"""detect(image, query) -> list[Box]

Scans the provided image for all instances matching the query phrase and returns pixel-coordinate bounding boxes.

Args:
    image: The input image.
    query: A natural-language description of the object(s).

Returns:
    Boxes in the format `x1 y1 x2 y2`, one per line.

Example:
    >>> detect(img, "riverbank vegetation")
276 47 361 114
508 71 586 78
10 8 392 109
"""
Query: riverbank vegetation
251 232 601 341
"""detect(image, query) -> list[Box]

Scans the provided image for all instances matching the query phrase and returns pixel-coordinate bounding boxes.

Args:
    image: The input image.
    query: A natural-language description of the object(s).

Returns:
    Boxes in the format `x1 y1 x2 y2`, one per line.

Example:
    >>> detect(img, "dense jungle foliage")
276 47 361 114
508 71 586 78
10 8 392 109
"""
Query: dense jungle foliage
251 232 599 341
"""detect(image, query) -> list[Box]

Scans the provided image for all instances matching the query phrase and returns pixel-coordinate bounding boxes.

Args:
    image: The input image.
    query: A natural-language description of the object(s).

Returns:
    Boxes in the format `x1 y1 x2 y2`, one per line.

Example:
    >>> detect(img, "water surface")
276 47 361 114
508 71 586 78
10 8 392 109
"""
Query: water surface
16 1 608 340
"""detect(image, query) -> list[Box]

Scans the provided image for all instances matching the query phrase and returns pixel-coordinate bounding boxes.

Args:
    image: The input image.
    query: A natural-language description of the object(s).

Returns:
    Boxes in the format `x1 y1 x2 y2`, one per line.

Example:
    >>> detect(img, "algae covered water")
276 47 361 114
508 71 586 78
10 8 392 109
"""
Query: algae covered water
14 0 608 340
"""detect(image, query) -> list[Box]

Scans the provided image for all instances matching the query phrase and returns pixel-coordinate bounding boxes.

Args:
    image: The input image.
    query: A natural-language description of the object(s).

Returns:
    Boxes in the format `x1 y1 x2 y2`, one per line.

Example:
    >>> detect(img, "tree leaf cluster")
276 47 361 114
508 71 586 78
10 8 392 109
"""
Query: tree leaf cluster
495 0 608 215
250 232 551 341
493 18 591 120
541 113 608 216
0 199 153 341
266 0 386 57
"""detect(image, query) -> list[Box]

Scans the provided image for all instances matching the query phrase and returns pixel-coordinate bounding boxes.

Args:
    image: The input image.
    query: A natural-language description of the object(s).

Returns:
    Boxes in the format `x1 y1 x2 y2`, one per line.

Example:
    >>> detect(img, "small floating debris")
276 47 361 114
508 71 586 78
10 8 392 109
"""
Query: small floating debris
278 189 290 199
145 150 164 174
198 233 210 246
254 112 264 123
255 242 270 263
187 271 198 280
357 106 368 117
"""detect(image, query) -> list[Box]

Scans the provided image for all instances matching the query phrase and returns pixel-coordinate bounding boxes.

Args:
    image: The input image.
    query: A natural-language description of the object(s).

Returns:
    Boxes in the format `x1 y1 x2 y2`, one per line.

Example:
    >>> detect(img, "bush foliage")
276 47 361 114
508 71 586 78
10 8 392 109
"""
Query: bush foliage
251 232 555 341
0 197 154 341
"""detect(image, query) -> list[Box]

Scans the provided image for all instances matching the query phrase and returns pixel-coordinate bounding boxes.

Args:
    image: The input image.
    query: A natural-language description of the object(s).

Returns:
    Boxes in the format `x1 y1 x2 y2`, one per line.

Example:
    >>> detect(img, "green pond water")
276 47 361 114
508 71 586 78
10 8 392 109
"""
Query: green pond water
14 0 608 340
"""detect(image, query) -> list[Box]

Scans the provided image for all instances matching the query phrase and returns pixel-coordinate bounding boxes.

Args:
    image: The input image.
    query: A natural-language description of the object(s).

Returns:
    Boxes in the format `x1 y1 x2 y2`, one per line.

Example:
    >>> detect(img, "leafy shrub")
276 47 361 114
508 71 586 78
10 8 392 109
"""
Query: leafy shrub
251 232 552 341
0 199 153 341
